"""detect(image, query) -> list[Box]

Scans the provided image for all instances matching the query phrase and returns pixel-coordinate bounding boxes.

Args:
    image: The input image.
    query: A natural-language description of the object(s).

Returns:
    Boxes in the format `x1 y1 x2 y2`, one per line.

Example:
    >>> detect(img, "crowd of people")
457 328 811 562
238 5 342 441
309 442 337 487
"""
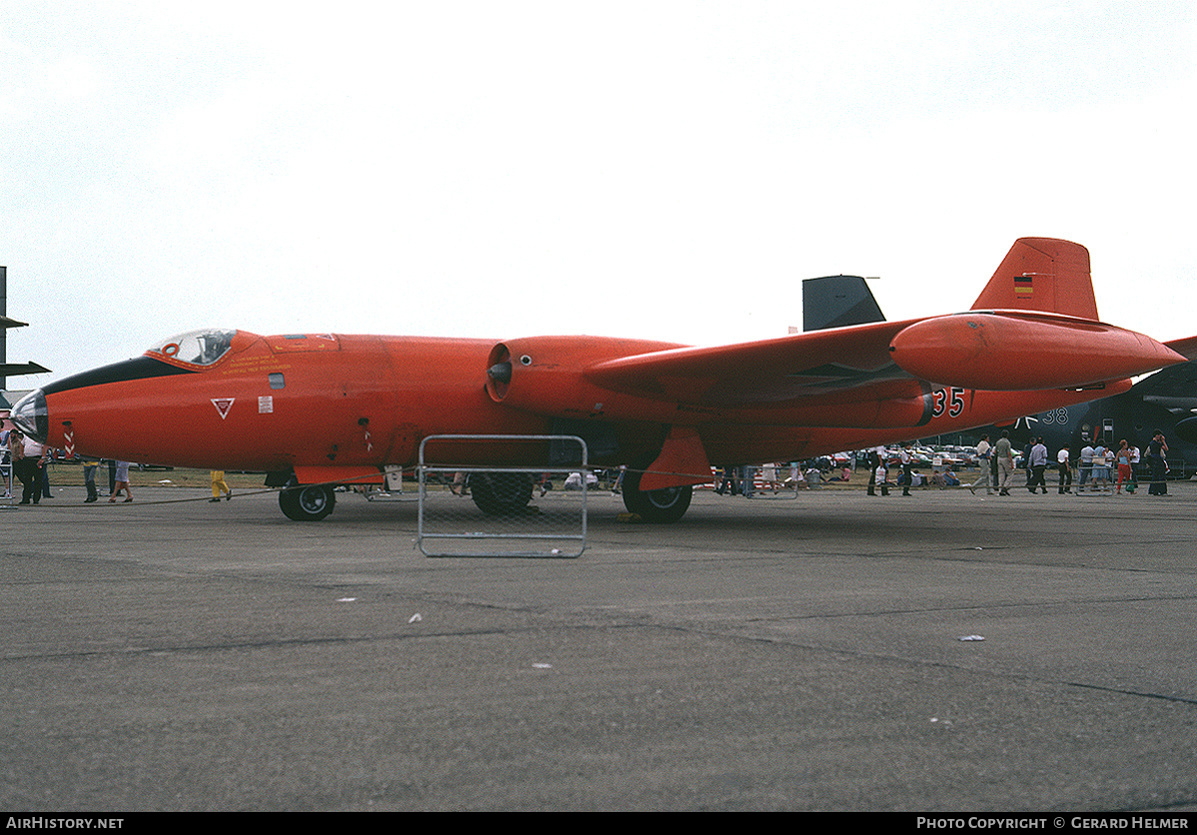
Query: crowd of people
2 422 136 504
960 430 1173 497
687 429 1180 501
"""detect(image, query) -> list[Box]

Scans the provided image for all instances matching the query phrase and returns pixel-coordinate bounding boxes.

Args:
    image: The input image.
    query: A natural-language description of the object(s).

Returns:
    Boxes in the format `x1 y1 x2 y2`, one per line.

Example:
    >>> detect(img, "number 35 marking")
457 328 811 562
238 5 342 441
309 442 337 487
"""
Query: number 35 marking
932 387 966 419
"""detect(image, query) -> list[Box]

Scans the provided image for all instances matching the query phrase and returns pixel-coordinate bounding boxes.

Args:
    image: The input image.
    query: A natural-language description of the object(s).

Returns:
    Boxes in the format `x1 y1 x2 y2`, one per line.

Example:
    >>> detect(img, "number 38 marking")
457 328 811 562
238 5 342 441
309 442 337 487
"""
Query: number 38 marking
932 387 966 419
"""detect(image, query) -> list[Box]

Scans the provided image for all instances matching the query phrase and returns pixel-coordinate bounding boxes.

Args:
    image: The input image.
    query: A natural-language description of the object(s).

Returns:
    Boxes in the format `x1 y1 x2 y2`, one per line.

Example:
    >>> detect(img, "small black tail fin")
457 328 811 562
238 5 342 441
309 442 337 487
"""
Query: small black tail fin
803 275 886 332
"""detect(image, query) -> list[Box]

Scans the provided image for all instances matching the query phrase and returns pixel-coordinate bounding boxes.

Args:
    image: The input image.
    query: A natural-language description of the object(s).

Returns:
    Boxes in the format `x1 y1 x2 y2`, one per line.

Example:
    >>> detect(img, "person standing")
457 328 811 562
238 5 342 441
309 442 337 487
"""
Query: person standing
2 422 12 499
899 444 913 496
38 448 53 499
1027 437 1049 494
739 465 755 498
867 446 885 496
1057 445 1073 494
968 435 993 495
1092 440 1109 493
21 434 49 504
761 462 779 494
1078 440 1095 492
210 470 232 502
1115 440 1133 494
1147 431 1169 495
109 461 133 503
714 466 736 496
8 428 34 504
994 430 1014 496
81 456 100 503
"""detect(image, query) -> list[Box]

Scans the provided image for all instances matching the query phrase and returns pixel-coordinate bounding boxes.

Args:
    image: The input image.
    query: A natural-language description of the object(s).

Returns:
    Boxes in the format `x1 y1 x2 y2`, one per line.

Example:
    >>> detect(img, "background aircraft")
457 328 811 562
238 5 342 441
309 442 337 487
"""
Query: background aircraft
972 360 1197 478
10 238 1194 522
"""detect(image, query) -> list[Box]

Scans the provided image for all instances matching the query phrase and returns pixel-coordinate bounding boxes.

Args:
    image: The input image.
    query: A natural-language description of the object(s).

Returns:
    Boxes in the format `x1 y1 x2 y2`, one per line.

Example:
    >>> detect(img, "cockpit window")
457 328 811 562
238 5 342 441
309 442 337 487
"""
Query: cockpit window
148 329 237 367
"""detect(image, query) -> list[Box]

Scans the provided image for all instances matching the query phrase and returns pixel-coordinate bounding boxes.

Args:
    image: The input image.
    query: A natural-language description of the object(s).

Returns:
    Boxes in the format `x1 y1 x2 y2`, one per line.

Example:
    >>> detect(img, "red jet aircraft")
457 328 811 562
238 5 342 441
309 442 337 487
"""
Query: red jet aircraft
11 238 1195 522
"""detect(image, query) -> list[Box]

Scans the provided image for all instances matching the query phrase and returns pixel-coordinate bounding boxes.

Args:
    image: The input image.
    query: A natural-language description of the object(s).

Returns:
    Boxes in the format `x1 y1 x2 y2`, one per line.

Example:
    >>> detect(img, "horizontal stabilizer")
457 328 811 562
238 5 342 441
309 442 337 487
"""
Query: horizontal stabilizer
1 361 51 376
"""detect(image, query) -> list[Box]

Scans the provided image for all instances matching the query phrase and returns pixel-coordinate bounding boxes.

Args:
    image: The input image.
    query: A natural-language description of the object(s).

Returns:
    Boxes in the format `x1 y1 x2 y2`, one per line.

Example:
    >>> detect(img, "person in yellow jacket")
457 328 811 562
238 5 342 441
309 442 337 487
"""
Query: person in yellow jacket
210 471 232 502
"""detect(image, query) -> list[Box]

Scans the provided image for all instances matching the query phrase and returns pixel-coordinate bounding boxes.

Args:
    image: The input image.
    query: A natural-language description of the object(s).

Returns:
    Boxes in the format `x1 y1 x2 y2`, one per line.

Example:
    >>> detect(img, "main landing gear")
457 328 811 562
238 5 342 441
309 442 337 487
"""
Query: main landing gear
620 464 693 523
273 464 692 523
274 471 536 522
469 472 534 516
278 483 336 521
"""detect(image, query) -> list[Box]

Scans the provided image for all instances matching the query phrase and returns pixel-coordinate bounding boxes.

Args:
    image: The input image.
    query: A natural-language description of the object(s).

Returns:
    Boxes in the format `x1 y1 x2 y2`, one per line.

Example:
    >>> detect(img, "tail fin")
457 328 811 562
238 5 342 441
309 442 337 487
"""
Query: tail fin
803 275 886 331
970 238 1098 320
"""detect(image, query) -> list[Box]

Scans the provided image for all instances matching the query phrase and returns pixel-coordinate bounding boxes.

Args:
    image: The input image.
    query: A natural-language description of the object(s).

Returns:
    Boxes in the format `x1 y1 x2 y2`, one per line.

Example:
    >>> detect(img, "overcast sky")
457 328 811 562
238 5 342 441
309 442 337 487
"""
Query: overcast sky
2 1 1195 385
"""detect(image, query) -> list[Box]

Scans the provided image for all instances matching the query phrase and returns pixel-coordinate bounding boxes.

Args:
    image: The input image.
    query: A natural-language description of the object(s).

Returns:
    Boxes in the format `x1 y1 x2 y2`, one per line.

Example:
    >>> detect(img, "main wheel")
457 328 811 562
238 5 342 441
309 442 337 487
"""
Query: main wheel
621 466 693 523
279 484 336 521
470 472 534 516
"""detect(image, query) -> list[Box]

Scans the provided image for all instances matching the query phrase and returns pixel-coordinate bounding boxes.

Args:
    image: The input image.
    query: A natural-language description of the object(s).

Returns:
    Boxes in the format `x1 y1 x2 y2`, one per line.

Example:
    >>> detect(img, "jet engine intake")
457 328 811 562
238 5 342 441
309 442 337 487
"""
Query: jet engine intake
482 336 684 423
485 343 512 402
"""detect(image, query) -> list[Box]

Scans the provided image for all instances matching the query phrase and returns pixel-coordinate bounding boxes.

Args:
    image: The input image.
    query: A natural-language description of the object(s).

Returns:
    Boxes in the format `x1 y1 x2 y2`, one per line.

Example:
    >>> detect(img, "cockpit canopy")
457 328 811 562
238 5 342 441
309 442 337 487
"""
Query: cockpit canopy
146 329 237 368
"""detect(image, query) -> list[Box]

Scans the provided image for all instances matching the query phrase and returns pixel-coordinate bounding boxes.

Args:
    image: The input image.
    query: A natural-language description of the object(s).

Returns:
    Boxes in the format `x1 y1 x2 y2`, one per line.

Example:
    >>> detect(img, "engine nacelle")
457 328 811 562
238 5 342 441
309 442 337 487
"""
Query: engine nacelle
484 335 935 428
484 335 683 421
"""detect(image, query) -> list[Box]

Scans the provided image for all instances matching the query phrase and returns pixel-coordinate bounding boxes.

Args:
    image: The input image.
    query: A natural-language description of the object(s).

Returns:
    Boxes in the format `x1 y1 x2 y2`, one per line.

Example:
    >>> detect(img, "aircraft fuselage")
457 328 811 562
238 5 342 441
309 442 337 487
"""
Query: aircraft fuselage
19 328 1133 481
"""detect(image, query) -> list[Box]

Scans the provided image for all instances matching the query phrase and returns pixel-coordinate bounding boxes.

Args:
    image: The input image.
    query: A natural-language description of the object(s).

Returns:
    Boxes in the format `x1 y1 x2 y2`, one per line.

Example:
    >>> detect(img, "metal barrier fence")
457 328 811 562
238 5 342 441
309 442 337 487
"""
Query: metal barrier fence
1072 459 1178 493
703 465 803 498
417 435 588 558
1 459 13 509
984 458 1185 494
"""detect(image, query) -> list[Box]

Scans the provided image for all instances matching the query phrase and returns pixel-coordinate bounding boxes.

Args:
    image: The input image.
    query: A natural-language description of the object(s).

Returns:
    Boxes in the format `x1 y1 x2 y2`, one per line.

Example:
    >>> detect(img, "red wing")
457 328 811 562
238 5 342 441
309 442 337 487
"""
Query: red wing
584 319 921 407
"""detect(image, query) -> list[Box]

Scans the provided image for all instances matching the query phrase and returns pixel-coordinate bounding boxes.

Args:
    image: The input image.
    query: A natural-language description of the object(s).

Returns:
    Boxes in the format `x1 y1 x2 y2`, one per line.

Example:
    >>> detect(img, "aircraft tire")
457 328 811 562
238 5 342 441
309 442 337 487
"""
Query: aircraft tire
621 467 693 523
470 472 534 516
279 484 336 521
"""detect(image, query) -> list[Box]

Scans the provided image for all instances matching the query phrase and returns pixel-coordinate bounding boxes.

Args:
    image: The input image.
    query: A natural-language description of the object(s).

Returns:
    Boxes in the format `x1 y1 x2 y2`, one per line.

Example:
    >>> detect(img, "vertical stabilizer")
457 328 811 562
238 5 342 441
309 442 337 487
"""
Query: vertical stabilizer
970 238 1098 320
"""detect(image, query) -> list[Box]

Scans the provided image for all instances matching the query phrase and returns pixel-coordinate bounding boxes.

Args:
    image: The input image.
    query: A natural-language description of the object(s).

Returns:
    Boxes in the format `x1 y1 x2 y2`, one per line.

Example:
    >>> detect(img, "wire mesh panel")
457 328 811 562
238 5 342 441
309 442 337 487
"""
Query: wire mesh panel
0 460 14 509
706 464 802 499
418 435 588 558
744 463 803 499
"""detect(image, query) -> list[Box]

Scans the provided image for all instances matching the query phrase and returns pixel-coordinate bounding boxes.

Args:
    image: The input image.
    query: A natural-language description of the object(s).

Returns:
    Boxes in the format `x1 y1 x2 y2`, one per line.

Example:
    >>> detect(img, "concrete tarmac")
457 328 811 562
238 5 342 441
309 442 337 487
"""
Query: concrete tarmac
2 480 1196 812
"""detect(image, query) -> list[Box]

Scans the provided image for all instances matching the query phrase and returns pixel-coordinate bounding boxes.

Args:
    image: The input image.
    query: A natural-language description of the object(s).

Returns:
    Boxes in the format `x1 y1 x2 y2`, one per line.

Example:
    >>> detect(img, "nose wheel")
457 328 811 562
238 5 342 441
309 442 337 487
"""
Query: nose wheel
278 484 336 521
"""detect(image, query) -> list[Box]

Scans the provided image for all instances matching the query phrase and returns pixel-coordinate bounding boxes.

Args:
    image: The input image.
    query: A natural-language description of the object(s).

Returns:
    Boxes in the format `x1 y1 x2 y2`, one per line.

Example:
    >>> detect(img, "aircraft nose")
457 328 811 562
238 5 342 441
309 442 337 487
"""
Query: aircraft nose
10 388 48 442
